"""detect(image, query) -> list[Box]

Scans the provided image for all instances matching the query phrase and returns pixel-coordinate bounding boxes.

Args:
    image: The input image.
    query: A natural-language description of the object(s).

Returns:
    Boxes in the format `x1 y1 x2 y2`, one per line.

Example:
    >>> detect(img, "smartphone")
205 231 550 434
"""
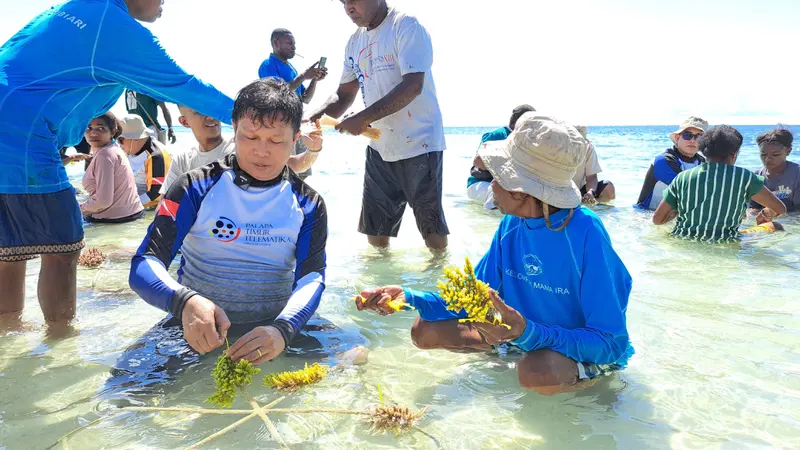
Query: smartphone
319 57 327 69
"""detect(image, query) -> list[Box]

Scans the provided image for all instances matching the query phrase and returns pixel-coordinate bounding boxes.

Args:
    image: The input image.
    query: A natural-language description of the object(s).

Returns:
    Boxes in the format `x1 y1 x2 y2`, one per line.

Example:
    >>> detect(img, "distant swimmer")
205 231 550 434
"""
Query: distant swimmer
0 0 234 324
637 117 708 210
653 125 787 242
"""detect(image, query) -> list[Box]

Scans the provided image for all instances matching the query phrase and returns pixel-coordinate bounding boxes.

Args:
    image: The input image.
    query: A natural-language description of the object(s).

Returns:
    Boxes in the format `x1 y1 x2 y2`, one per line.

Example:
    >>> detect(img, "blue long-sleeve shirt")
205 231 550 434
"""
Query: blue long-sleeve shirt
0 0 234 194
404 208 634 366
129 154 328 344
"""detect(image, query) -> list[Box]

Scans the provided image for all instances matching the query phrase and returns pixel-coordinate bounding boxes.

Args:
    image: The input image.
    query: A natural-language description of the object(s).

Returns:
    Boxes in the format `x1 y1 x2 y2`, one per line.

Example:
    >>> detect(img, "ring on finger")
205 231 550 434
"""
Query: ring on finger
257 349 263 358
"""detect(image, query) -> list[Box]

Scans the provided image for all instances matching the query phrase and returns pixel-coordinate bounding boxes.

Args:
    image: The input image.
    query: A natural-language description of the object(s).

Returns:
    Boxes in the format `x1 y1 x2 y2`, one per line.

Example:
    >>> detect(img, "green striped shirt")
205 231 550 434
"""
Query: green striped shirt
663 163 764 242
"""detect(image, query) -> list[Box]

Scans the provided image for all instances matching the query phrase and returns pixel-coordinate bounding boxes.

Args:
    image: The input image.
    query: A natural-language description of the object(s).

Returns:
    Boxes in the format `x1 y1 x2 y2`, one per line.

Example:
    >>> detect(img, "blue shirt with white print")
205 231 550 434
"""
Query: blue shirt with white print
404 207 634 366
0 0 233 194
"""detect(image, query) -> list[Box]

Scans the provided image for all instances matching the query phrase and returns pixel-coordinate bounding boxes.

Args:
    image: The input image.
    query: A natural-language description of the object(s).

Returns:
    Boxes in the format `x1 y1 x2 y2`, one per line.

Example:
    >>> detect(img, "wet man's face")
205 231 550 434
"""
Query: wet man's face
126 0 163 23
341 0 383 28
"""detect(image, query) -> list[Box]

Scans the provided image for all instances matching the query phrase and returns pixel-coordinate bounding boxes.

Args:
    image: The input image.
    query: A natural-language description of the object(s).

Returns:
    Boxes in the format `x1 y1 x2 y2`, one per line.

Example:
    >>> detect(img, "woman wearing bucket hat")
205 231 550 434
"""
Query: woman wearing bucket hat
356 113 633 394
637 116 708 210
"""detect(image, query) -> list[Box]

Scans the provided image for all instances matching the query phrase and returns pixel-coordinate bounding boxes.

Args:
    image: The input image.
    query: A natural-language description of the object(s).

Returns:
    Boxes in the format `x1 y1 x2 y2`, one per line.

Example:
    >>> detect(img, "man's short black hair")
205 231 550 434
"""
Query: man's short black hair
698 125 743 160
509 104 536 130
271 28 293 42
232 78 303 133
756 126 793 149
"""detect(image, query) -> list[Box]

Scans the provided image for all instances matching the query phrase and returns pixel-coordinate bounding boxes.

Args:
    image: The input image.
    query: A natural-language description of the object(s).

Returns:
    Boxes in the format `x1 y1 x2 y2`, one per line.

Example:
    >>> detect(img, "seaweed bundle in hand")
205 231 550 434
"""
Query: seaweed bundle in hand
437 257 508 328
206 354 261 408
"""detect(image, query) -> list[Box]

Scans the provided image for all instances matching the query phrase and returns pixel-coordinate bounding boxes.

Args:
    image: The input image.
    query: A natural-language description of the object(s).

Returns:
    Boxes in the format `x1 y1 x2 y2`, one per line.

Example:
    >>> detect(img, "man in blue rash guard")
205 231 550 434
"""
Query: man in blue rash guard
129 78 328 365
357 113 634 395
0 0 234 325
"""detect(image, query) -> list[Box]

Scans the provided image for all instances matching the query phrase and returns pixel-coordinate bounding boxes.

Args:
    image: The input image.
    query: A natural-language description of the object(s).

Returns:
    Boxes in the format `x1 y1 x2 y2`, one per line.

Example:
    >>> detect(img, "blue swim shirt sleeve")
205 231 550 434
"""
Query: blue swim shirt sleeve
512 225 633 366
129 163 222 318
272 183 328 345
404 222 505 322
480 127 512 144
93 10 233 123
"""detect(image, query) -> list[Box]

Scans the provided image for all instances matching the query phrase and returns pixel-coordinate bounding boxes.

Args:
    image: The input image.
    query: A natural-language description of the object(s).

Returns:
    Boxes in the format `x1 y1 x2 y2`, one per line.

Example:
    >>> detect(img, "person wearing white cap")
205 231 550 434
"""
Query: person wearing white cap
637 116 709 210
355 113 634 394
118 114 172 208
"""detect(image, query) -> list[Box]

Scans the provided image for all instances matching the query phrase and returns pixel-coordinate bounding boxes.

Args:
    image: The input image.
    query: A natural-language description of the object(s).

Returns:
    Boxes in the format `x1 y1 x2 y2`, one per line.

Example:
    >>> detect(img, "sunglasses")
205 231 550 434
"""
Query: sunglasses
680 131 703 141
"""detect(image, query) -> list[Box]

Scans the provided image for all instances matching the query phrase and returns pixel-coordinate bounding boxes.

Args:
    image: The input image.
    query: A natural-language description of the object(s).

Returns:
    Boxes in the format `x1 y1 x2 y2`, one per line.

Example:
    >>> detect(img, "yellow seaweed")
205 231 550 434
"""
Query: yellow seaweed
437 257 509 329
263 363 328 391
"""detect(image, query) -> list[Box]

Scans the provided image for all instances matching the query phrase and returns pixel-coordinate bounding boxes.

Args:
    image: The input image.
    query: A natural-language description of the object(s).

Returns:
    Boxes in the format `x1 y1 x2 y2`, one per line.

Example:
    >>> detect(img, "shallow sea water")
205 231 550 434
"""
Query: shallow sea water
1 125 799 449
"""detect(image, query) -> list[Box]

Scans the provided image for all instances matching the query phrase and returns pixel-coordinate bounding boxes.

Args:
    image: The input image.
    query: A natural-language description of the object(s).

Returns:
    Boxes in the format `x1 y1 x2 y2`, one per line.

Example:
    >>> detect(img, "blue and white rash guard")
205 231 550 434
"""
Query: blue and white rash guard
0 0 234 194
129 154 328 344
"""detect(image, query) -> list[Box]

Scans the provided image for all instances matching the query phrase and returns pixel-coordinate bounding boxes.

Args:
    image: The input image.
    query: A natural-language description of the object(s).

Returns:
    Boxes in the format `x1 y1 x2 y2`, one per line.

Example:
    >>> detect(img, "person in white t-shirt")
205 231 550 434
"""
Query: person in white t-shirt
162 105 322 193
309 0 448 251
573 126 615 205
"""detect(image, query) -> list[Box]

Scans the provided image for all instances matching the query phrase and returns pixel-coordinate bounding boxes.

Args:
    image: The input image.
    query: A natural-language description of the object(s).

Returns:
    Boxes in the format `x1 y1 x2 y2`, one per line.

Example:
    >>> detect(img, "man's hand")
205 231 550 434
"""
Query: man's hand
355 285 405 316
168 127 177 144
301 62 328 82
756 207 777 225
472 290 527 345
581 190 597 205
181 295 231 354
336 114 371 137
227 325 286 365
300 120 323 152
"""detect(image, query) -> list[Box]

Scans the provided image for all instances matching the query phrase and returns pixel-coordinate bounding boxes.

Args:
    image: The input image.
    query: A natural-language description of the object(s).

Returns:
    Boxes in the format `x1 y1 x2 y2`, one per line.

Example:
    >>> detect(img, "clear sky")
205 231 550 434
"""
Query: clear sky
2 0 799 126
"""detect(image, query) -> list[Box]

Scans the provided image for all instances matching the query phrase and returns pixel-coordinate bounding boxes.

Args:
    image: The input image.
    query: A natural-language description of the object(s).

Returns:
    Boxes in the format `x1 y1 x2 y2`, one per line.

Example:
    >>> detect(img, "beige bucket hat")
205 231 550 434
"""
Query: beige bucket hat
670 116 708 144
478 113 589 209
119 114 151 140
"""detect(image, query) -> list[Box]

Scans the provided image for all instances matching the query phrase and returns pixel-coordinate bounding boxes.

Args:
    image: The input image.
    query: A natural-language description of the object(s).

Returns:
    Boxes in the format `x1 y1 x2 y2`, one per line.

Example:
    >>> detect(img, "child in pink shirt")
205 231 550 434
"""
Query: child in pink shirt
80 113 144 223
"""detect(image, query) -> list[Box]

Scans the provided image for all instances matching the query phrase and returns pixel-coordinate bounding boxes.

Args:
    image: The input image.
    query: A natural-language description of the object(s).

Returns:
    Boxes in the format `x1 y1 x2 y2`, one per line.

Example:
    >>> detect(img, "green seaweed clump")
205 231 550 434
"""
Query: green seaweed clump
205 354 261 408
437 257 508 328
263 363 328 391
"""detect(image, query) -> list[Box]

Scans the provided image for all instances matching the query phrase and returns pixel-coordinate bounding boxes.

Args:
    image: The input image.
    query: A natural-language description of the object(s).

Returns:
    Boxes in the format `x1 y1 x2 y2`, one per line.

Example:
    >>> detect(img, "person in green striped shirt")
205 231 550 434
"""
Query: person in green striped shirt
652 125 786 242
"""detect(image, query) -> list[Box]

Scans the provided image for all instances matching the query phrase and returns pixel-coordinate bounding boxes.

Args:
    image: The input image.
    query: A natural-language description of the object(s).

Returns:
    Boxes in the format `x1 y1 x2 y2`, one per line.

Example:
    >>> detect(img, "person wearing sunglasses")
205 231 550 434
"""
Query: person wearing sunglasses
637 117 708 210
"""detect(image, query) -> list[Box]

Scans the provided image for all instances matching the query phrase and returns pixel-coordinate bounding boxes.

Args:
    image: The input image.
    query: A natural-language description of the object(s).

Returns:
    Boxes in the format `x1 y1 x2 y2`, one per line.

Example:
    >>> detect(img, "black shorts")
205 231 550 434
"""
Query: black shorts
580 179 611 197
359 147 449 238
